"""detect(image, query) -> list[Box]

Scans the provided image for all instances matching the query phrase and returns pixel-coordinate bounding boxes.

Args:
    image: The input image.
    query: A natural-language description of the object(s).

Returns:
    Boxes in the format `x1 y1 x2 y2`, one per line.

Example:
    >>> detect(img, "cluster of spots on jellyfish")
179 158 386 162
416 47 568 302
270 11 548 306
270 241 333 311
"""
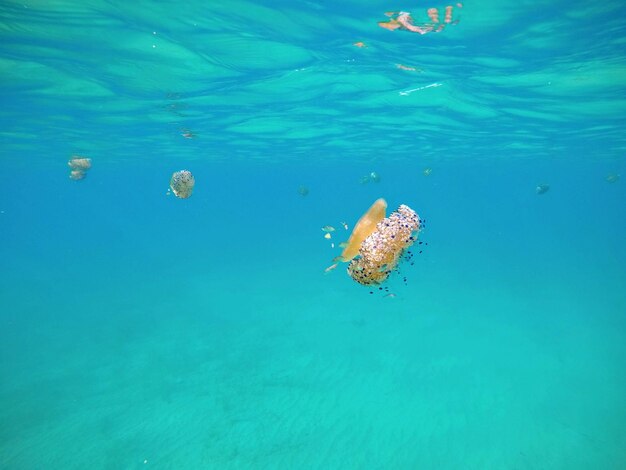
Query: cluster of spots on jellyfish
347 204 421 286
168 170 195 199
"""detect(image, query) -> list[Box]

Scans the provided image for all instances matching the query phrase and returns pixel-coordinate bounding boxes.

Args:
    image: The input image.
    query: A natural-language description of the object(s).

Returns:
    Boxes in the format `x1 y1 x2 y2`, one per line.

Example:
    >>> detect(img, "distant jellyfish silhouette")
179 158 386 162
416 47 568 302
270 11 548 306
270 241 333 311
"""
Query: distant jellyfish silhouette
68 156 92 171
169 170 195 199
606 173 620 183
69 170 86 181
359 172 381 184
536 184 550 195
297 185 310 197
68 156 92 181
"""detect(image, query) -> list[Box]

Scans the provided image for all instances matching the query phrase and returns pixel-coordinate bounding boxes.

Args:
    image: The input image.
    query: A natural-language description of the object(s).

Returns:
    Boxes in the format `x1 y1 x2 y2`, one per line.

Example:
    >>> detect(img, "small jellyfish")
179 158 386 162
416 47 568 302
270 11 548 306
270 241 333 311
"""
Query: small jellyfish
321 225 335 233
536 183 550 195
170 170 195 199
297 185 310 197
423 167 432 176
69 170 86 181
68 156 92 171
68 156 91 181
606 173 620 183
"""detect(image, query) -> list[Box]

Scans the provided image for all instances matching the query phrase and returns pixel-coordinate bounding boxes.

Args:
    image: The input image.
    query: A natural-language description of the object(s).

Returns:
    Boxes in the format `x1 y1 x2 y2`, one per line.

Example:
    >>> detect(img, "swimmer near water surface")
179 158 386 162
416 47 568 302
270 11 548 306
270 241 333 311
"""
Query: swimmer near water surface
378 4 463 35
329 198 425 294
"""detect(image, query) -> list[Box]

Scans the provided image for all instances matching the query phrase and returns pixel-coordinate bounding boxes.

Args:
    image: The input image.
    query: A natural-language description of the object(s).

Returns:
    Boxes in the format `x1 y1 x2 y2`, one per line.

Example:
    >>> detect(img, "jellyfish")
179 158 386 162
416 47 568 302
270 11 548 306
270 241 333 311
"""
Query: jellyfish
69 170 86 181
346 204 420 286
170 170 195 199
536 184 550 195
297 185 310 197
68 156 92 171
606 173 620 183
68 156 92 181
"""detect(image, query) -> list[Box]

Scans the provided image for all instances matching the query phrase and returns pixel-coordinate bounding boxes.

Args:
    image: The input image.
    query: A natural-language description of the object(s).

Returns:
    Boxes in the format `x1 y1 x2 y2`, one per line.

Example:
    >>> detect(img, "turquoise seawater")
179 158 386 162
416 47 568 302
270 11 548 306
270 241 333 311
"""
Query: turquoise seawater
1 1 625 468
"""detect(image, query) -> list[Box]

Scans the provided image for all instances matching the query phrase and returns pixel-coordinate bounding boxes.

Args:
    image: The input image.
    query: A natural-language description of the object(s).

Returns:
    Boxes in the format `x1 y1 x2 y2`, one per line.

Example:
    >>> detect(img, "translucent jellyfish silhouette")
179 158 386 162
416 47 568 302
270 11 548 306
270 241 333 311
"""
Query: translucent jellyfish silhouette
359 172 381 184
379 5 462 34
69 170 86 181
68 156 92 181
606 173 620 183
536 184 550 195
169 170 195 199
68 156 91 171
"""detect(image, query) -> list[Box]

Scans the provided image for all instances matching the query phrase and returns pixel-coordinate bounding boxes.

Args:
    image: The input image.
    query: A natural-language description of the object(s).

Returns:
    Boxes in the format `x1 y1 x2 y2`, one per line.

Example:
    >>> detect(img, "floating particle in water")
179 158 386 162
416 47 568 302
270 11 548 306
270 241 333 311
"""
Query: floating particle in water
423 167 432 176
321 225 335 233
324 233 332 239
535 183 550 195
396 64 421 72
169 170 195 199
353 41 367 48
297 185 310 197
606 173 620 183
341 221 349 230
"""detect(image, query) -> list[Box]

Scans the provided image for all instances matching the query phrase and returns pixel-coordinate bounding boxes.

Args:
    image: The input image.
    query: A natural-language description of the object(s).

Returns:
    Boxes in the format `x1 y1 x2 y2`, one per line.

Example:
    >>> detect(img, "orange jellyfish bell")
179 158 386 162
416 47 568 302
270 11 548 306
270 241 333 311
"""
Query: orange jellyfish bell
335 198 387 262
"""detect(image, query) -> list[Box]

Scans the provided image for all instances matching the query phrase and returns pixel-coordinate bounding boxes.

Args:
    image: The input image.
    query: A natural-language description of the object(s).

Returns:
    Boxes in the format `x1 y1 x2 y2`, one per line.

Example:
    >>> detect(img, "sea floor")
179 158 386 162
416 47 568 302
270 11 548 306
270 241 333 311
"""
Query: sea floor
1 255 625 469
